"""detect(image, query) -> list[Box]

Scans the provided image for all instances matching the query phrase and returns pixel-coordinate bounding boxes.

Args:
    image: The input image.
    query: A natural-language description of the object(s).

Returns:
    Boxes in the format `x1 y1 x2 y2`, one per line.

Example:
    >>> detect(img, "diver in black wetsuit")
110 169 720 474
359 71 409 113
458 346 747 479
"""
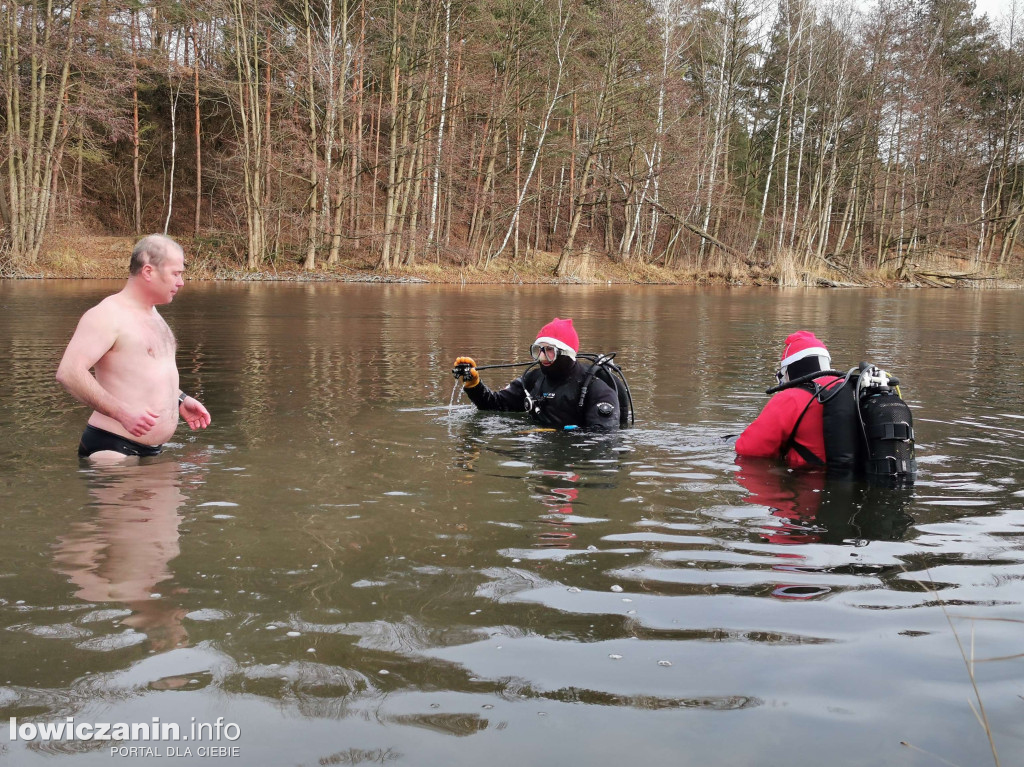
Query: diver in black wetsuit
453 318 620 431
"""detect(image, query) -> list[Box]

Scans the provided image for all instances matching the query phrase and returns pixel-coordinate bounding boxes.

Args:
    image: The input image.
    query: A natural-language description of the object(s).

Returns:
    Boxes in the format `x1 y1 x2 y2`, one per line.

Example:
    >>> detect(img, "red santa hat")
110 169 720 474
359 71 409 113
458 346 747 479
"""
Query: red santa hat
779 331 830 370
534 317 579 360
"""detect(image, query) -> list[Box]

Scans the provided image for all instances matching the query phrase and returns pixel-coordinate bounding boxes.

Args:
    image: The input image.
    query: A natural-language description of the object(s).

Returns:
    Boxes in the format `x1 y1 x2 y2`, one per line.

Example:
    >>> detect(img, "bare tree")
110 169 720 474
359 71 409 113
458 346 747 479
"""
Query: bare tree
228 0 270 269
1 0 81 264
487 0 575 265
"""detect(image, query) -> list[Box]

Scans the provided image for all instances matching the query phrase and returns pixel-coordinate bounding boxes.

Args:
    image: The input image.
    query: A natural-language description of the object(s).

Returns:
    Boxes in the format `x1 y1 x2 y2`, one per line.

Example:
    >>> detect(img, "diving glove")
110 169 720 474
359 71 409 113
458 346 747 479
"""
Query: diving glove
452 356 480 388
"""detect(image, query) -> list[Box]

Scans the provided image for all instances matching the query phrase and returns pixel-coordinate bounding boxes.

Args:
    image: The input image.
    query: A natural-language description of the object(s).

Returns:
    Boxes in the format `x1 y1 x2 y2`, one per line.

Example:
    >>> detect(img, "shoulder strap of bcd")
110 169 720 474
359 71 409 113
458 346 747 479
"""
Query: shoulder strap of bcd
782 385 824 466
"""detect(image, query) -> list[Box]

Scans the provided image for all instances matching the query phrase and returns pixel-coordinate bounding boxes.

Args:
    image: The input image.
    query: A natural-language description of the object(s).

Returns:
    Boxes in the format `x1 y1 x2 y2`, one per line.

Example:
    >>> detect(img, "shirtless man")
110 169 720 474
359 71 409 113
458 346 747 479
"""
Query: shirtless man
56 234 211 462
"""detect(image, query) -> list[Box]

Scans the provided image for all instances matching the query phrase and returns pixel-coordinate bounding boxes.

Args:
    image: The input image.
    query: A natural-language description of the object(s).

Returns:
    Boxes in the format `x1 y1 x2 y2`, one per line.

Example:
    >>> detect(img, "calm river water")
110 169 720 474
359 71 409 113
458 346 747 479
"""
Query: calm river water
1 281 1022 766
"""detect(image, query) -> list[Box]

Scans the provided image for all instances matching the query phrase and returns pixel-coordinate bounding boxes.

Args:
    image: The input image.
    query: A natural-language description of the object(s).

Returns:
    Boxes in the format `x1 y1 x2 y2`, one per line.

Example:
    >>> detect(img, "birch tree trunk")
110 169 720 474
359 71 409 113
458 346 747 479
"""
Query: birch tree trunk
555 35 616 276
1 0 81 264
131 8 142 235
230 0 269 269
487 0 573 266
326 0 351 266
164 78 181 235
302 0 319 270
192 24 202 237
427 0 452 250
378 0 402 271
699 1 732 266
748 0 802 260
164 33 184 236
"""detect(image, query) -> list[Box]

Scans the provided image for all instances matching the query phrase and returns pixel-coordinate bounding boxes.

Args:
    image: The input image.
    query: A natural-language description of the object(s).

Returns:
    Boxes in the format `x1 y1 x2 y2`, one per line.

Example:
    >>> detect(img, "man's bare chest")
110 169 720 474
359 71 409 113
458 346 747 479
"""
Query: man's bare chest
118 314 177 360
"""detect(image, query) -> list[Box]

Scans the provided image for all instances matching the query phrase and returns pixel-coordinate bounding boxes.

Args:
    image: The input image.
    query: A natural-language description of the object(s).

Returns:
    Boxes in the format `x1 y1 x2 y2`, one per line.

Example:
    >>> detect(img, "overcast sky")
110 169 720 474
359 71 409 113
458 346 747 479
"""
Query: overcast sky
973 0 1018 23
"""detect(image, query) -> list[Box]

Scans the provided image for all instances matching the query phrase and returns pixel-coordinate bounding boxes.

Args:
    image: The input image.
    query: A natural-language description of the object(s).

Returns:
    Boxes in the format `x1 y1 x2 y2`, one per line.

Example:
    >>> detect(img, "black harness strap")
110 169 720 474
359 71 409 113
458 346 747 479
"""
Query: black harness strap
782 387 824 466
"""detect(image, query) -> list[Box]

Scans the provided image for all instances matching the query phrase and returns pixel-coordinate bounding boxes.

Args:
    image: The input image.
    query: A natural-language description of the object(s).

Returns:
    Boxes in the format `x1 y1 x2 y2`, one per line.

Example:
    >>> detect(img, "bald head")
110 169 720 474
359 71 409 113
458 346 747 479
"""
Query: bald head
130 235 183 276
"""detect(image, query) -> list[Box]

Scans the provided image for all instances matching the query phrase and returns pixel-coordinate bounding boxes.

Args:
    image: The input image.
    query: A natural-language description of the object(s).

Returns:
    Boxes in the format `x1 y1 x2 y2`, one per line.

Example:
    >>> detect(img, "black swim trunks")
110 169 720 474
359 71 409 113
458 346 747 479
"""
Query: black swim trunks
78 425 163 458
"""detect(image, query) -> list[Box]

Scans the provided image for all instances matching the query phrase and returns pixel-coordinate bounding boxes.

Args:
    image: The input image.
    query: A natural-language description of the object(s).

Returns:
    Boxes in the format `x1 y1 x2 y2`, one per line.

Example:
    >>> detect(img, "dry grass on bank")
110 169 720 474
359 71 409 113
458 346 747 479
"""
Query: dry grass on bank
4 233 1021 288
29 235 135 279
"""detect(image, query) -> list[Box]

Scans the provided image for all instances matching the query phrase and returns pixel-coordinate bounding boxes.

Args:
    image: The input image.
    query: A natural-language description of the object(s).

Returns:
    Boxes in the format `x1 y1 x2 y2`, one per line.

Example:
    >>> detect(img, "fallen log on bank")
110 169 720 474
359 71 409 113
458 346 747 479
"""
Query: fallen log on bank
912 270 998 287
634 189 764 268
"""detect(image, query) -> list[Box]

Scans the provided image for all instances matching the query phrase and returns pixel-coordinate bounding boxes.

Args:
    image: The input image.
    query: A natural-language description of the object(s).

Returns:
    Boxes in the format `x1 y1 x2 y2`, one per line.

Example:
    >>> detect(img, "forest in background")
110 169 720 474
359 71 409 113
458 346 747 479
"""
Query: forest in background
1 0 1023 284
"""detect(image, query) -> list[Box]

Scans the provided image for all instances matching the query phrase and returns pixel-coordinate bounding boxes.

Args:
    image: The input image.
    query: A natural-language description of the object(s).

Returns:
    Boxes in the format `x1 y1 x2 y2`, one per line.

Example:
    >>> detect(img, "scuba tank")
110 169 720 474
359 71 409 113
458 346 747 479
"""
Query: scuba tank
770 363 916 483
855 363 916 481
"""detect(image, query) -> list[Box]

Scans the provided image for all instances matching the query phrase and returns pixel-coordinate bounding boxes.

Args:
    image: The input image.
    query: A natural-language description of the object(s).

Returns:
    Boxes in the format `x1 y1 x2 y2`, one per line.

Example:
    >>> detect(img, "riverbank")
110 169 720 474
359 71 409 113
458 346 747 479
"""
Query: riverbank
3 233 1019 288
2 234 741 285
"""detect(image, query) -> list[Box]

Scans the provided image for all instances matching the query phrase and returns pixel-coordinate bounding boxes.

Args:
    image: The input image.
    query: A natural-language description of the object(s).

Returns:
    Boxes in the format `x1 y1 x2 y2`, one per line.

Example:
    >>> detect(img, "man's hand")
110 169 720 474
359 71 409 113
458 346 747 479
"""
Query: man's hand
452 356 480 388
179 396 212 430
121 408 161 438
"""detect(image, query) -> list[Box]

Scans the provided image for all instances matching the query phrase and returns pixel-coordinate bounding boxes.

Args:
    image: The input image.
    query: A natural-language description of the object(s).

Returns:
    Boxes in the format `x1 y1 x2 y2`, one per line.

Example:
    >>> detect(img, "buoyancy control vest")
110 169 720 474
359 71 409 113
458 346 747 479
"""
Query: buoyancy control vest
776 363 916 484
521 353 635 428
578 353 634 428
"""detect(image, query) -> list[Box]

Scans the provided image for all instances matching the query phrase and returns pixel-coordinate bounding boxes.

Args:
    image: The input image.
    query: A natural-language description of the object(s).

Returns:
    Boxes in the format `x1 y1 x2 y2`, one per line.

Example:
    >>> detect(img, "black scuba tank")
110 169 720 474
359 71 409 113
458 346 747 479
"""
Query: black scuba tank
855 364 916 482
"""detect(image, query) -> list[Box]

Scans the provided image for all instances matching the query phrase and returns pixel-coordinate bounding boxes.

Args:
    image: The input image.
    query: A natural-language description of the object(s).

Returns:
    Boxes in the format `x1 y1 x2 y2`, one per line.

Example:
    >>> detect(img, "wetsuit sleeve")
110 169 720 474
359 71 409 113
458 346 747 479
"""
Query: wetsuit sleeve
464 376 528 412
735 391 802 458
583 377 620 430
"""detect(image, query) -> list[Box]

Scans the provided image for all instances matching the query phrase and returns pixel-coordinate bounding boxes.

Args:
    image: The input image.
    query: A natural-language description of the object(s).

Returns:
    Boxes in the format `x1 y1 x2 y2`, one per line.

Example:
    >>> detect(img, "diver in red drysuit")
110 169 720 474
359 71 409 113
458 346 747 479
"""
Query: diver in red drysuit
735 331 840 468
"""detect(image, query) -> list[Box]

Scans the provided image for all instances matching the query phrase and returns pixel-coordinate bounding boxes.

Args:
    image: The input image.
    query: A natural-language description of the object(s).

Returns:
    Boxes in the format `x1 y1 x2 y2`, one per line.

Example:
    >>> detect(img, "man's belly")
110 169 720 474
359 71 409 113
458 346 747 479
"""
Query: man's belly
93 360 179 445
88 410 178 446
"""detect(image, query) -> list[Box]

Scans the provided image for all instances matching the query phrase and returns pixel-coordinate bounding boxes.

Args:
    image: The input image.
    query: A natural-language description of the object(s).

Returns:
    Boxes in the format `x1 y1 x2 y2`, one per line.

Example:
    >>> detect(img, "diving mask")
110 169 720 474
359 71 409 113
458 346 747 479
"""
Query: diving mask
530 343 561 363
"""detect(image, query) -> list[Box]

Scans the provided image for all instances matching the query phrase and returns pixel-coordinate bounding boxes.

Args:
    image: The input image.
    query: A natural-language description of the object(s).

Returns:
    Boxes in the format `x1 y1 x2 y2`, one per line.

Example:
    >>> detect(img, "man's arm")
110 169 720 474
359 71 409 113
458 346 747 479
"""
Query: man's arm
464 377 528 412
582 378 620 430
735 393 799 458
178 394 211 430
56 305 159 438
